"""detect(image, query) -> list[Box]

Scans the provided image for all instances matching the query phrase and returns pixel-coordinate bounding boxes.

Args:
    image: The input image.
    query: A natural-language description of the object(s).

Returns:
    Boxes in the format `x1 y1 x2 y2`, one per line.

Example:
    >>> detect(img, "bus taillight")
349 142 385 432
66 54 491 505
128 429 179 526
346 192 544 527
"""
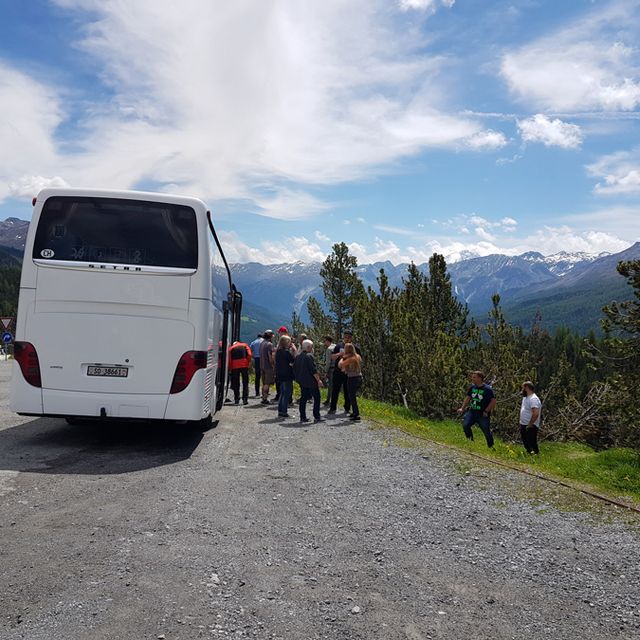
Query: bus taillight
170 351 207 394
14 342 42 388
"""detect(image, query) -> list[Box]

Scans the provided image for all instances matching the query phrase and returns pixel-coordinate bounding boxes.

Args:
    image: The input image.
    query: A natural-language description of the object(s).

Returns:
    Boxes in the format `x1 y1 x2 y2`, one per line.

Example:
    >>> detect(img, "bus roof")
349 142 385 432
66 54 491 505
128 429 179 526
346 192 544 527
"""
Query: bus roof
33 187 208 212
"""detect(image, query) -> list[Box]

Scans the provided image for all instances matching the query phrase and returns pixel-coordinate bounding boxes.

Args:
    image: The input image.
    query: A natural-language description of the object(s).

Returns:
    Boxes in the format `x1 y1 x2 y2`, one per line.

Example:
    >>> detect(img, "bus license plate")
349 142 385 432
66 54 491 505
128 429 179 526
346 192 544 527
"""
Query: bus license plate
87 366 128 378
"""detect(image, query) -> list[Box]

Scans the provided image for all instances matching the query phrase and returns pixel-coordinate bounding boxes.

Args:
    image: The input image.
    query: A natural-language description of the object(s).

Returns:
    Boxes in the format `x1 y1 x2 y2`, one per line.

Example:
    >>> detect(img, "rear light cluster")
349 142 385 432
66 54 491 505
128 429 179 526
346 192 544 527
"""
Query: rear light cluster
170 351 207 394
14 341 42 387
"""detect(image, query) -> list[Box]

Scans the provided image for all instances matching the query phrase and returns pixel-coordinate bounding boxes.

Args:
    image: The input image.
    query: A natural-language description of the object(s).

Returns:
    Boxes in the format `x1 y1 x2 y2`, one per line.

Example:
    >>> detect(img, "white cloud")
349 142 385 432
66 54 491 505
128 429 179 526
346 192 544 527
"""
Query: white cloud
587 150 640 195
517 114 583 149
253 189 329 220
220 230 326 264
314 230 330 242
465 129 508 151
515 225 629 255
475 227 496 242
373 223 416 236
468 214 517 233
399 0 455 13
501 4 640 112
0 0 494 211
0 63 63 201
356 217 366 223
8 175 70 199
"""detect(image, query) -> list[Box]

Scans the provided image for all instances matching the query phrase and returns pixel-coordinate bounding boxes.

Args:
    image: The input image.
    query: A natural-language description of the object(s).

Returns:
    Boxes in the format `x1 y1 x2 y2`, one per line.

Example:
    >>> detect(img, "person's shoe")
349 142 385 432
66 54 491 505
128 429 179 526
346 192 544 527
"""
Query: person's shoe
314 417 324 423
278 413 289 418
243 399 248 405
300 417 310 423
349 415 361 421
327 409 336 415
234 399 240 405
261 399 270 405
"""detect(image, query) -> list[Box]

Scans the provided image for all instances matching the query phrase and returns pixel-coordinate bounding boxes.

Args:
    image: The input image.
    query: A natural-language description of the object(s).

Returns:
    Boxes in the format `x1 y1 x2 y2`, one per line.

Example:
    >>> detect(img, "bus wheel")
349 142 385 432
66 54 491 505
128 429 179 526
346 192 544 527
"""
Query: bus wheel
193 415 214 430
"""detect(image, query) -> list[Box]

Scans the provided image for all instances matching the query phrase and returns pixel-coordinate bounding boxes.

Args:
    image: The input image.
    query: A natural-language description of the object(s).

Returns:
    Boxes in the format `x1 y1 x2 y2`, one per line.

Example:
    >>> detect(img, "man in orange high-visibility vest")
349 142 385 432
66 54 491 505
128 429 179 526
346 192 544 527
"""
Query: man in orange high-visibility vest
228 341 252 405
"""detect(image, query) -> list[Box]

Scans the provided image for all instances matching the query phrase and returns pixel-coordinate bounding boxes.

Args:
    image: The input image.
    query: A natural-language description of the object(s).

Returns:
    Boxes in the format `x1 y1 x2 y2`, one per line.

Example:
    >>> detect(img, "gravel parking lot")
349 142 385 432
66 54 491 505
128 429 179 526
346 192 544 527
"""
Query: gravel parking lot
0 359 638 639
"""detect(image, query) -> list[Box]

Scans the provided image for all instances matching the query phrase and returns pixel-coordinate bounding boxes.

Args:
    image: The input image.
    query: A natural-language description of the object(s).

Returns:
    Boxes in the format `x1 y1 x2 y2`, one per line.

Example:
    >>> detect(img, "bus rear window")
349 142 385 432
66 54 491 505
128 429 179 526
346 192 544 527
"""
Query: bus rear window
33 196 198 269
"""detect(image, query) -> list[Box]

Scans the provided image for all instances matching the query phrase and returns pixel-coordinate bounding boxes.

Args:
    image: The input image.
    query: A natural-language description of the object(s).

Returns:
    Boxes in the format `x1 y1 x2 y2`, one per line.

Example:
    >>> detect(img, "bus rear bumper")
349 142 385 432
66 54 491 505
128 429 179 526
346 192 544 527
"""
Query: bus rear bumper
12 370 209 422
41 389 169 420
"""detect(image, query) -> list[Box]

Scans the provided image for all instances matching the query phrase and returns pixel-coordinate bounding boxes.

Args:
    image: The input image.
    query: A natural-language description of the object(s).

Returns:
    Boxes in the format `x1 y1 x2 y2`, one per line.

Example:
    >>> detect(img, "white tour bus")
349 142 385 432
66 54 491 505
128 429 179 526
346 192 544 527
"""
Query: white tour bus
11 187 241 424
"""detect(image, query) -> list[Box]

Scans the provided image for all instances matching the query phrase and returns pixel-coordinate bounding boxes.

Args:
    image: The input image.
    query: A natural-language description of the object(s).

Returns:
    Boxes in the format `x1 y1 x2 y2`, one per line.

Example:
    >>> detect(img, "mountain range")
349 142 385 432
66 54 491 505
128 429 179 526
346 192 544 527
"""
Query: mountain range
230 244 640 336
0 217 637 336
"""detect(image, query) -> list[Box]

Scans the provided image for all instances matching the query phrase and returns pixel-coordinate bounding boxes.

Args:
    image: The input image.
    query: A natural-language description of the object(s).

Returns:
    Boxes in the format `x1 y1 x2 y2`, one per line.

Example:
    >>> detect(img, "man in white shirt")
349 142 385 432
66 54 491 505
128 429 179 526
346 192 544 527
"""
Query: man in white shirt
520 381 542 454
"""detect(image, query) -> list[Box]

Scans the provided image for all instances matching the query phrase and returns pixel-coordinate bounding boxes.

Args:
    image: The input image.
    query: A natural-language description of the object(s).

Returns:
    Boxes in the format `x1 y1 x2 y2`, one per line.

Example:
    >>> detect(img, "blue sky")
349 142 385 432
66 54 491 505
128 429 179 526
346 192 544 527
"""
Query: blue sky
1 0 639 263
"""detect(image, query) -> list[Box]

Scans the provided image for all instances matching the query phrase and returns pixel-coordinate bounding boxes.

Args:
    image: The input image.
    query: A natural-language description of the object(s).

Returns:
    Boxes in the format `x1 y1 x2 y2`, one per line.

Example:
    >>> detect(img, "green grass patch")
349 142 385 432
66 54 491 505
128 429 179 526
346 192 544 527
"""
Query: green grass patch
358 396 640 505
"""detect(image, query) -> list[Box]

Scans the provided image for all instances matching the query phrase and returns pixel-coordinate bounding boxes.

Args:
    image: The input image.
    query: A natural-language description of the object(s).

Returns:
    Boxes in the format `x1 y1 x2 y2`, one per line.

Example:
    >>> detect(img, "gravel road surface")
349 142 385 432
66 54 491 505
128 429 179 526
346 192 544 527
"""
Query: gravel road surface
0 359 638 639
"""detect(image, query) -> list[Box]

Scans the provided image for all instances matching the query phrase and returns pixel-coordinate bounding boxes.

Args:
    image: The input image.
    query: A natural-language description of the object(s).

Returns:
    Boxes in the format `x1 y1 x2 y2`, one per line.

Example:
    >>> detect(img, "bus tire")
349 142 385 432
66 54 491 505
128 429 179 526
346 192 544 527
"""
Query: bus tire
191 415 214 430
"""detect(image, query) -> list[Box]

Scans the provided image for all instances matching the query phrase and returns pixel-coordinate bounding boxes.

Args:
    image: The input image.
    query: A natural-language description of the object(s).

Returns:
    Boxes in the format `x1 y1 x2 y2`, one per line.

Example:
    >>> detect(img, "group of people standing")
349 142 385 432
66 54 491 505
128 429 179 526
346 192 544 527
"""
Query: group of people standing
231 333 542 453
230 327 363 424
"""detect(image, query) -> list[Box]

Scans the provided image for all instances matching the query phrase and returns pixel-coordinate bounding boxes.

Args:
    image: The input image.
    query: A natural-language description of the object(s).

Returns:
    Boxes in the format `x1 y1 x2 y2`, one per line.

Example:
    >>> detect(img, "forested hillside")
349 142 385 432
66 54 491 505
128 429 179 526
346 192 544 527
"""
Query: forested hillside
301 243 640 451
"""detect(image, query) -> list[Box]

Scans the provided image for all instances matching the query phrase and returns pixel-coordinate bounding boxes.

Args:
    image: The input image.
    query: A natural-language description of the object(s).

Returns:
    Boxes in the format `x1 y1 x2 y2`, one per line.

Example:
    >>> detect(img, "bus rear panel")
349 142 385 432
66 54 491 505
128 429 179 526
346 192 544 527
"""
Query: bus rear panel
11 188 228 422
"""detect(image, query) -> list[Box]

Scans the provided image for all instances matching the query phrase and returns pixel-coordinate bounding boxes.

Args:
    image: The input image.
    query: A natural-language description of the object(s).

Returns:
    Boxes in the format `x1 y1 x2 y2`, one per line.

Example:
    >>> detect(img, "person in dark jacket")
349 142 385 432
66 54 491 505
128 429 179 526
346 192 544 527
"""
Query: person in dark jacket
328 331 360 414
275 335 295 418
293 339 324 423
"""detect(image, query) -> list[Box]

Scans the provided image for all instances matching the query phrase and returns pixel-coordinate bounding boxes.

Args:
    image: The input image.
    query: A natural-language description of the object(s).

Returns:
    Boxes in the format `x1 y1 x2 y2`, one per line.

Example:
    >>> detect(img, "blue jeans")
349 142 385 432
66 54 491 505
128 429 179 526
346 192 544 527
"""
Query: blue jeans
278 381 293 416
299 386 321 421
463 411 494 447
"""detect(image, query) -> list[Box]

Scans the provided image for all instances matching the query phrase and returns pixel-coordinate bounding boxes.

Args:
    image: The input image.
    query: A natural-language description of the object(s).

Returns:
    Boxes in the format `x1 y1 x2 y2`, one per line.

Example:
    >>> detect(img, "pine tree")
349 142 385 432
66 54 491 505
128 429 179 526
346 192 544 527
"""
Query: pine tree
318 242 363 338
599 260 640 447
306 296 335 340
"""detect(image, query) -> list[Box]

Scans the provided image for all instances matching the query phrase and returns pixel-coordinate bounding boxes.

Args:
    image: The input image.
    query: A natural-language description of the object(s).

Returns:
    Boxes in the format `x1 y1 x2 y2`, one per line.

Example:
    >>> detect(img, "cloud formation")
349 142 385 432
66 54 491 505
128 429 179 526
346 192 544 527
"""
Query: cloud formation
0 63 63 201
517 114 583 149
587 150 640 195
0 0 494 215
501 2 640 112
399 0 455 12
219 230 327 264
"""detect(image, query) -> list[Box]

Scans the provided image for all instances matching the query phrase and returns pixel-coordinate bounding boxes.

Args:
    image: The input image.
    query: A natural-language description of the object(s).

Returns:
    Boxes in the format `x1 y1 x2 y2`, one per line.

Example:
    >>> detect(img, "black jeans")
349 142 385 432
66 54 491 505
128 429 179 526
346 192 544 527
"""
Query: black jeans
347 376 362 417
299 386 321 421
230 368 249 403
462 411 494 447
330 370 350 412
520 424 539 454
253 358 261 395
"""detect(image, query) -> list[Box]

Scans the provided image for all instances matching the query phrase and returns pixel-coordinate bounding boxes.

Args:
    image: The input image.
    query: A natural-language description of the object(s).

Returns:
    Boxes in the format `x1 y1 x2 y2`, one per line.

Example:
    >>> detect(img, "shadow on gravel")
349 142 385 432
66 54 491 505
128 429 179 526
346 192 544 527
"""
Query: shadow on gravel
0 417 212 475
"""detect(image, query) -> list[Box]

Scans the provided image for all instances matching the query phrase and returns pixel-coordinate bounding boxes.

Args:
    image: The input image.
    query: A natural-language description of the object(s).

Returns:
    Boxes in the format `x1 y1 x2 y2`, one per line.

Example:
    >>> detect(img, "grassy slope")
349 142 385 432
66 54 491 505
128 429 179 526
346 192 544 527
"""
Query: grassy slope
357 397 640 505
